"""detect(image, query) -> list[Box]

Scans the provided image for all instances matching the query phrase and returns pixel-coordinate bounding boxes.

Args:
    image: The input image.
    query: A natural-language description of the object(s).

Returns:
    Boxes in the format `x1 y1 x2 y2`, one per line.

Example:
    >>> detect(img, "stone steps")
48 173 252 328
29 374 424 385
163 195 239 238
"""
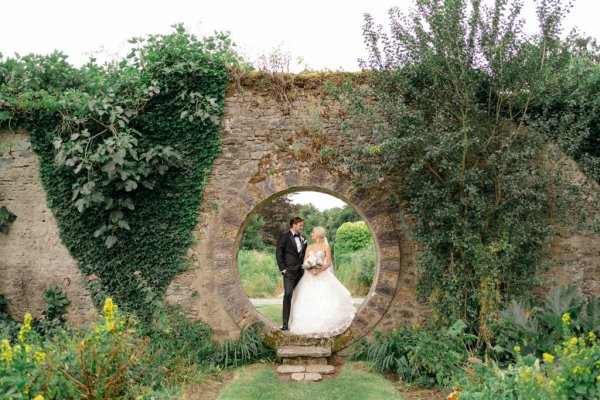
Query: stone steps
277 345 331 358
276 345 336 382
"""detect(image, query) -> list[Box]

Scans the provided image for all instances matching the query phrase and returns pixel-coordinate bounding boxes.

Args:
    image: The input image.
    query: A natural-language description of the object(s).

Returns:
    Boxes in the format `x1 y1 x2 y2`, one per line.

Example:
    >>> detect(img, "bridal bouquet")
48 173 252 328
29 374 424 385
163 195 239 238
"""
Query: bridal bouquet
303 254 324 270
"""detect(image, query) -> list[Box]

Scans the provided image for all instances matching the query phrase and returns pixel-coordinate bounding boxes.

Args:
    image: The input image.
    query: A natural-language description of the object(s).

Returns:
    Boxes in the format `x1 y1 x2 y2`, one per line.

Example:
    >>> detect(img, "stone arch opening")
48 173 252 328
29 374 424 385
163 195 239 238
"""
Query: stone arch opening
236 189 378 326
208 168 408 351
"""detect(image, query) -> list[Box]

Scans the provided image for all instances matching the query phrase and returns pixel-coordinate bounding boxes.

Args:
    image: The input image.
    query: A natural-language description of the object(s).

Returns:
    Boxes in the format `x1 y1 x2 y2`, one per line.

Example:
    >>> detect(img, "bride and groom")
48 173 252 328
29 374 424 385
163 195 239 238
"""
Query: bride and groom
276 217 356 337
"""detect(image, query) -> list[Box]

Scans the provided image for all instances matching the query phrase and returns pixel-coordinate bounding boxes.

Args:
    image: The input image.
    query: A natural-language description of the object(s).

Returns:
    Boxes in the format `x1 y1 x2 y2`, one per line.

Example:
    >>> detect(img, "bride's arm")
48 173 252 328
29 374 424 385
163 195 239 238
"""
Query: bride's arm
318 245 332 273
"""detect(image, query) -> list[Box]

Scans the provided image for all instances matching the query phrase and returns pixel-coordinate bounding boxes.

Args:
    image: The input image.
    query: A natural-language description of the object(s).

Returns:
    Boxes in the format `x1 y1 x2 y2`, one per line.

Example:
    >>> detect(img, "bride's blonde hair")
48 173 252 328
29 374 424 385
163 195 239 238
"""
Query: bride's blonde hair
313 226 326 243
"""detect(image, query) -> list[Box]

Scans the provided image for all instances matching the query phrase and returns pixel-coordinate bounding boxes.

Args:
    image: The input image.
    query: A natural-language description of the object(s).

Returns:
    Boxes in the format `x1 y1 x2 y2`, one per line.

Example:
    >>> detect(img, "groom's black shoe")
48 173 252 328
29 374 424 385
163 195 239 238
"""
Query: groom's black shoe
280 325 288 331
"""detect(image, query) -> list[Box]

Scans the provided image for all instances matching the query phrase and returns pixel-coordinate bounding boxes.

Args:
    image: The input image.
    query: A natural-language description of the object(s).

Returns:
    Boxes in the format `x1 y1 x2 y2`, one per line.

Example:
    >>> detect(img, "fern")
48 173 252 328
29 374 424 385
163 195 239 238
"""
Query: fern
581 296 600 334
500 300 540 336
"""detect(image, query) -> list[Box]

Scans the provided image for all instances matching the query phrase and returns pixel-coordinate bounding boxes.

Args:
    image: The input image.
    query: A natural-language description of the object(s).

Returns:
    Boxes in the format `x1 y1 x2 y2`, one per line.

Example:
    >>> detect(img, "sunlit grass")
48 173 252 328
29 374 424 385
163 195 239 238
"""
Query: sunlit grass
217 362 403 400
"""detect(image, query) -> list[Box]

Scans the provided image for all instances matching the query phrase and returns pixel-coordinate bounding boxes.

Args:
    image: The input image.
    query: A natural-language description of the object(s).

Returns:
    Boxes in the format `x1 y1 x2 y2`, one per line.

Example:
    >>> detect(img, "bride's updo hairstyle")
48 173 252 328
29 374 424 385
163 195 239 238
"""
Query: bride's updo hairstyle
313 226 326 243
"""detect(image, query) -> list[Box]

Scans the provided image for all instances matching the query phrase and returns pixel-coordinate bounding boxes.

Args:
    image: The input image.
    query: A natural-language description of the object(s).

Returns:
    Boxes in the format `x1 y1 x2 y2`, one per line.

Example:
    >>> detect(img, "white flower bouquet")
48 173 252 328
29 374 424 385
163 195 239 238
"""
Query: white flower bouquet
303 254 324 270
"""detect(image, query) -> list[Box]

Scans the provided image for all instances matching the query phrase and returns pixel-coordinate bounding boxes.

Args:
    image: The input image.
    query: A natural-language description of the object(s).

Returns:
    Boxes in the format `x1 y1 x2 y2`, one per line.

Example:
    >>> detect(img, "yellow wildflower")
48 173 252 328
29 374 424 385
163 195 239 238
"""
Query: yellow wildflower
104 298 114 319
542 353 555 364
18 312 32 342
33 351 46 366
514 345 521 353
1 339 12 363
562 313 571 325
33 396 44 400
589 331 596 341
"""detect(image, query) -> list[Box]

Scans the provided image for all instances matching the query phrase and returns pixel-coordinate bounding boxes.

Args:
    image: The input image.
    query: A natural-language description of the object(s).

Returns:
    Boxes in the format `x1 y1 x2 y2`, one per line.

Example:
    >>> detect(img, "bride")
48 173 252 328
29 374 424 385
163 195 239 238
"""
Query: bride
288 226 356 337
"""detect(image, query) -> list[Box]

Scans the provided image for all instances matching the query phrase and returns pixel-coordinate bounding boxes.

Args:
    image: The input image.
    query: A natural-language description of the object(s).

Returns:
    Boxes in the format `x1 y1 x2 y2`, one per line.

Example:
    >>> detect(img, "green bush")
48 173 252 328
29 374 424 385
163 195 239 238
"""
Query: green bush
494 285 600 361
457 325 600 399
352 321 473 388
334 221 373 256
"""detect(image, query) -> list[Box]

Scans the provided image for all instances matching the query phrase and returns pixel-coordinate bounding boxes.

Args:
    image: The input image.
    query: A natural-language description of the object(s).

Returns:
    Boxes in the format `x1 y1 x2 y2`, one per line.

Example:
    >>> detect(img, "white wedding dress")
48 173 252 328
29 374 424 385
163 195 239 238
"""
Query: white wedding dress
288 249 356 337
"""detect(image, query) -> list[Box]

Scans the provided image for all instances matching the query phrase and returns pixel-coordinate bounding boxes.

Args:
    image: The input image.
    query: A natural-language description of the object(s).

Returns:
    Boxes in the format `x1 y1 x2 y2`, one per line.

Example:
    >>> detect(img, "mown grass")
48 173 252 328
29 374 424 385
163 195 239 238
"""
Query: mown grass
239 248 376 298
217 362 403 400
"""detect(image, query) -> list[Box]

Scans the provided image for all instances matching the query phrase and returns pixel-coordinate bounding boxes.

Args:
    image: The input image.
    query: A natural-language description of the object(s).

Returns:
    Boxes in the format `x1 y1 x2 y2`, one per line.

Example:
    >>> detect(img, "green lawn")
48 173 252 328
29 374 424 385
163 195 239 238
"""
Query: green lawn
217 362 402 400
254 303 361 325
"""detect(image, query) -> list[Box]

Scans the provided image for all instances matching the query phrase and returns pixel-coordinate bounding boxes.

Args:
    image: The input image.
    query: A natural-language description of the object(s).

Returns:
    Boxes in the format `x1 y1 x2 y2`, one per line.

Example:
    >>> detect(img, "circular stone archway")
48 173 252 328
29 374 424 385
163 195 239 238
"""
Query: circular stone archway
210 168 409 351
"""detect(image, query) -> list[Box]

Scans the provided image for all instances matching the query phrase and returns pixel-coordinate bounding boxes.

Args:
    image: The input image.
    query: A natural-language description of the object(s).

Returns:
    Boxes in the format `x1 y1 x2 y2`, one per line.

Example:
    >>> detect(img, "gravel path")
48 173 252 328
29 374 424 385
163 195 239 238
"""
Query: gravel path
250 298 365 305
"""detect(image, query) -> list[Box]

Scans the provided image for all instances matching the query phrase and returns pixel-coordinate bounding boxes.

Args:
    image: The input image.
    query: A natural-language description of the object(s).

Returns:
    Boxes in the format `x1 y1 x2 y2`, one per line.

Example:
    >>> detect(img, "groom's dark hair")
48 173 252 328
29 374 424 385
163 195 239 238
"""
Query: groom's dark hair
289 217 304 227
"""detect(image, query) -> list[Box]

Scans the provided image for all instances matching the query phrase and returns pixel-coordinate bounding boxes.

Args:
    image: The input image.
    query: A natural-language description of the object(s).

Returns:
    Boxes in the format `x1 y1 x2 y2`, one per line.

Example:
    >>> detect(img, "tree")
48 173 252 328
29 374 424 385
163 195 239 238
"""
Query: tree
336 0 589 339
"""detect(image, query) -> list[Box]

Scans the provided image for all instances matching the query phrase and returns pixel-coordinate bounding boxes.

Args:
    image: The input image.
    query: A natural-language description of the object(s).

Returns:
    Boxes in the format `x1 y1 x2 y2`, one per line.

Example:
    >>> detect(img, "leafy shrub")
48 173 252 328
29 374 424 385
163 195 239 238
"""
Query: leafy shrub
353 321 473 388
495 285 600 360
334 0 595 337
457 318 600 399
334 221 373 256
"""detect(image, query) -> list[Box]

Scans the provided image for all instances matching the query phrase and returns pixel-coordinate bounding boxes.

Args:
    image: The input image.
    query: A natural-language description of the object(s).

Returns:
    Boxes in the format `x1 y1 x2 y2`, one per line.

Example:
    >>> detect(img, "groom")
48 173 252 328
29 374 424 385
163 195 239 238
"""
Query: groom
276 217 306 331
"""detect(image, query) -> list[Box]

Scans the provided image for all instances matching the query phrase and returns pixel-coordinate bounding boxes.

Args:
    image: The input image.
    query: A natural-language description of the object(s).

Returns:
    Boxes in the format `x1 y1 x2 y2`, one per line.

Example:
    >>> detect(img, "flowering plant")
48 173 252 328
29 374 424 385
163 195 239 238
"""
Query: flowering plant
303 254 324 270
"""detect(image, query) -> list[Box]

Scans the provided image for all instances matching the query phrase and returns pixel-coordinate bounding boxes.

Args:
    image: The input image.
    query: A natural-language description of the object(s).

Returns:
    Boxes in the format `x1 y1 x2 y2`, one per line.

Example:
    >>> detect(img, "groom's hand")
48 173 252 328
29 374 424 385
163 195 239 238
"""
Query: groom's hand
281 269 286 275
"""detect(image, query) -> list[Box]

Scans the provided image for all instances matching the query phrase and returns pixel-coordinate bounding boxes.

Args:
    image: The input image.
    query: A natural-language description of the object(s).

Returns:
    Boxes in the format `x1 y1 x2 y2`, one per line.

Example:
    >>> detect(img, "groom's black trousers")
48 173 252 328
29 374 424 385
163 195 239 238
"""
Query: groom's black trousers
282 269 303 327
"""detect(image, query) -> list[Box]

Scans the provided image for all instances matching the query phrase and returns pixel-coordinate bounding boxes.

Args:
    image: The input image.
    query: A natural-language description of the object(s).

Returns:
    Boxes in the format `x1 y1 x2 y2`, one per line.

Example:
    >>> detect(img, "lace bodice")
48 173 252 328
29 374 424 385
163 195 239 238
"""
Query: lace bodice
308 249 326 261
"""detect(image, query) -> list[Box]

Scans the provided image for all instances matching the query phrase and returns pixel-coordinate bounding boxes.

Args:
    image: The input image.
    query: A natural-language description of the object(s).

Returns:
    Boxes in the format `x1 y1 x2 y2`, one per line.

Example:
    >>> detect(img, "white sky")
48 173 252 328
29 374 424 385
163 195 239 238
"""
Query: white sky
289 191 347 211
2 0 599 72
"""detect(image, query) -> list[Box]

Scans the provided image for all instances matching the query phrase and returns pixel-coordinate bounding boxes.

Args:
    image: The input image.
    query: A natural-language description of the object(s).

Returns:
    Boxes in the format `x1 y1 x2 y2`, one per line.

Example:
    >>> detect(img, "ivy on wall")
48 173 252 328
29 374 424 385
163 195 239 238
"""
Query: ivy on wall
0 26 237 319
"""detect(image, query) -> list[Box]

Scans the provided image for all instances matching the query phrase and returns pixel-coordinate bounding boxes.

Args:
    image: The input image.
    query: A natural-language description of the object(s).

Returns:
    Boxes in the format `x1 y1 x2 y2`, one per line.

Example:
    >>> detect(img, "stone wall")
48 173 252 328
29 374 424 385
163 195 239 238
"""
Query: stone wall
0 132 96 324
1 74 598 342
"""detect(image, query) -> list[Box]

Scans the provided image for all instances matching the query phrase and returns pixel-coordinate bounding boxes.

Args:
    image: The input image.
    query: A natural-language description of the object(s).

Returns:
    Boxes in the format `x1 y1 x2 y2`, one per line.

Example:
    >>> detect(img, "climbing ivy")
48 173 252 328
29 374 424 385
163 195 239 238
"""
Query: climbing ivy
0 25 238 319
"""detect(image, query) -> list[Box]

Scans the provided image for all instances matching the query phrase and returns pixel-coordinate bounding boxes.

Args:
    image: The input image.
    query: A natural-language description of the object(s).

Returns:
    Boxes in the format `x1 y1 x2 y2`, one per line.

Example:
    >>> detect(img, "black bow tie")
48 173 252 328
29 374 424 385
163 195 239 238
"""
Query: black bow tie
293 234 300 238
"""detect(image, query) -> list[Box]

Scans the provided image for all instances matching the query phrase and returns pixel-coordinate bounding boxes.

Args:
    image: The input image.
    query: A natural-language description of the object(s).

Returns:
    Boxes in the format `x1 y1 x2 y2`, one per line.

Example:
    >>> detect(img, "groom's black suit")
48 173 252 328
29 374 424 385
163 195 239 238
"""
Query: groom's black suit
276 230 306 329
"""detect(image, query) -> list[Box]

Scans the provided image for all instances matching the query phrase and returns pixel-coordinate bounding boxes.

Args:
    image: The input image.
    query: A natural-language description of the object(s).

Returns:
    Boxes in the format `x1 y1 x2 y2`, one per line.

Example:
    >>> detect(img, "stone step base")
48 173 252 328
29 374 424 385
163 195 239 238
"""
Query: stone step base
277 345 331 358
291 372 322 382
282 356 328 365
277 364 335 374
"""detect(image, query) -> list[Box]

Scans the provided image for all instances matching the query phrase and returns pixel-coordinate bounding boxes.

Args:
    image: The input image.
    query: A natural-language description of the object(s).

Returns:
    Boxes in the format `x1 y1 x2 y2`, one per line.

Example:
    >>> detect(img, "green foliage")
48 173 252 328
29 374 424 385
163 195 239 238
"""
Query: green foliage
334 221 373 256
240 195 360 251
0 206 16 234
531 35 600 183
495 285 600 361
352 322 473 388
300 203 360 246
0 26 236 318
334 0 593 335
41 286 70 322
237 249 282 298
457 326 600 399
333 245 376 296
30 286 72 338
241 215 268 251
214 323 274 369
0 294 11 323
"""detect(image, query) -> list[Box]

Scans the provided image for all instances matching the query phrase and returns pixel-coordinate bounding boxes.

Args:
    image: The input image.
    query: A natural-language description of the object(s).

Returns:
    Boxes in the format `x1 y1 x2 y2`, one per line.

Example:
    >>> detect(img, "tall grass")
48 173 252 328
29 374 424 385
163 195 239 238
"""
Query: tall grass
238 250 282 298
238 247 376 298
